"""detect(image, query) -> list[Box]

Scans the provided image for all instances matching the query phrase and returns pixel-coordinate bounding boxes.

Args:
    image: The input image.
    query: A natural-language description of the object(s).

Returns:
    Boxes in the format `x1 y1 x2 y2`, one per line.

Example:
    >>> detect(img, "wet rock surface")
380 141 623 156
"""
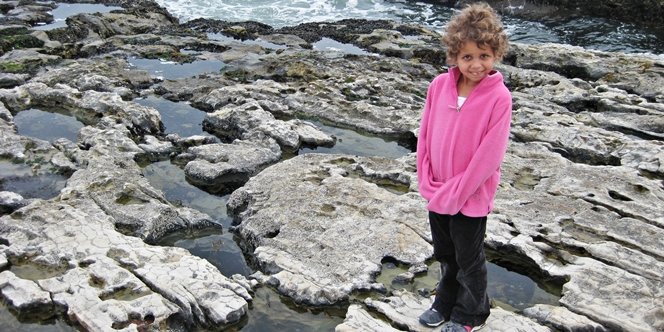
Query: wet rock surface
0 0 662 331
360 290 553 332
227 153 431 305
1 199 249 330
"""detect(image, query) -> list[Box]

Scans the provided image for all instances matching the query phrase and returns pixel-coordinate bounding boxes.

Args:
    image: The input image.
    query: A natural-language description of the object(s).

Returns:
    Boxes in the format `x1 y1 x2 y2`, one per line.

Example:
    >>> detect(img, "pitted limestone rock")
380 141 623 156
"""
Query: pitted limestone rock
363 289 432 332
522 304 608 332
0 271 52 313
0 83 162 135
0 251 7 270
510 90 664 176
0 49 60 74
138 135 174 156
559 258 663 332
488 142 664 330
31 58 152 96
360 289 553 332
0 72 30 88
1 199 249 330
335 304 401 332
192 79 286 111
0 103 75 176
181 135 282 194
78 124 145 160
356 28 427 59
0 191 28 214
227 153 432 305
203 99 334 151
509 43 664 101
62 158 214 243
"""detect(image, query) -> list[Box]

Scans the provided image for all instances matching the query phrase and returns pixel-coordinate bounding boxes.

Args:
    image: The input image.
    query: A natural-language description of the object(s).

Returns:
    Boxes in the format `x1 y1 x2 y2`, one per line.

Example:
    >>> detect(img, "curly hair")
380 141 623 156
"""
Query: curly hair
442 2 509 65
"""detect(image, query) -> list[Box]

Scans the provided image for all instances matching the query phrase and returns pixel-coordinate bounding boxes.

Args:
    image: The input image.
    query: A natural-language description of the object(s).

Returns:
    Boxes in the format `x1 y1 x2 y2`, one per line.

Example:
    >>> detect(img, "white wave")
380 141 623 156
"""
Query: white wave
154 0 415 27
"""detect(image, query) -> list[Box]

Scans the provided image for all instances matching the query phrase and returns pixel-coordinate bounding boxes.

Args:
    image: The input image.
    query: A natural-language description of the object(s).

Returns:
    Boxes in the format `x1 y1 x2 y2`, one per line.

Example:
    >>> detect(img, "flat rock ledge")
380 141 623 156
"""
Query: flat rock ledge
0 197 251 331
337 289 557 332
228 153 432 306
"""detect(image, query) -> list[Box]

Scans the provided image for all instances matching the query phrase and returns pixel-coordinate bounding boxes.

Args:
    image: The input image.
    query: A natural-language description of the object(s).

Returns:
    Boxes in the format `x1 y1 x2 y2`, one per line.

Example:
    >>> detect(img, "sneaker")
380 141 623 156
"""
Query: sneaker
418 308 445 327
441 321 486 332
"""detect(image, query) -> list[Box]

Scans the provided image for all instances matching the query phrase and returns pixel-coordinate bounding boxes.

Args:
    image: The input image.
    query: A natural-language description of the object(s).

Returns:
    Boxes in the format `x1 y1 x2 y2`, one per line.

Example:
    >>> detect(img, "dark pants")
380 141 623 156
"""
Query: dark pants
429 211 490 326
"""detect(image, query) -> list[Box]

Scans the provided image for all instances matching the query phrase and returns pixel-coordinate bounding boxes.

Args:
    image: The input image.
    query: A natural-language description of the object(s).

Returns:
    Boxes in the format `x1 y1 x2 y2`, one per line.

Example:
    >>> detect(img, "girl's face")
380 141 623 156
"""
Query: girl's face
455 41 496 85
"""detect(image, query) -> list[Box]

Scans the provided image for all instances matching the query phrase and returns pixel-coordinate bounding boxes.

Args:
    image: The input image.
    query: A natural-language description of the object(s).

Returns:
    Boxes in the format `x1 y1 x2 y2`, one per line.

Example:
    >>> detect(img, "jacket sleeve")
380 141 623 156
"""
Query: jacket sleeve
427 96 512 214
416 80 443 201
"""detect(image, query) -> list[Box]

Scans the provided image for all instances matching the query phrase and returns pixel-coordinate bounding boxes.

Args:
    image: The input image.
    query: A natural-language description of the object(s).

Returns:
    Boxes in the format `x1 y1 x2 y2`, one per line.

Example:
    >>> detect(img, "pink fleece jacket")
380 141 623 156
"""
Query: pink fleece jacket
416 66 512 217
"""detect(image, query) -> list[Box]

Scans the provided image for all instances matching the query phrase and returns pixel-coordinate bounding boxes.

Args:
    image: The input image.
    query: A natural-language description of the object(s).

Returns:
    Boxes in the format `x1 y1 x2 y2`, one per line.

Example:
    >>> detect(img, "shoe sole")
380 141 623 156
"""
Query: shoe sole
421 320 445 327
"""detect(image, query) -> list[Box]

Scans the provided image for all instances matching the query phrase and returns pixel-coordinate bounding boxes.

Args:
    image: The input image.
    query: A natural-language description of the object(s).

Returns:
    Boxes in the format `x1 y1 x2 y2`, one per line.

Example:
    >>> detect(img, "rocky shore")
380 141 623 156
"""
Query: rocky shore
0 0 662 331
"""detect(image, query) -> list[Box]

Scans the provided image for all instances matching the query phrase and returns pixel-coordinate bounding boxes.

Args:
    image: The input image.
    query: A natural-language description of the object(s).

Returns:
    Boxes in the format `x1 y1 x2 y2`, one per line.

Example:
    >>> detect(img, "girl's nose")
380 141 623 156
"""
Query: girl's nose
470 60 483 68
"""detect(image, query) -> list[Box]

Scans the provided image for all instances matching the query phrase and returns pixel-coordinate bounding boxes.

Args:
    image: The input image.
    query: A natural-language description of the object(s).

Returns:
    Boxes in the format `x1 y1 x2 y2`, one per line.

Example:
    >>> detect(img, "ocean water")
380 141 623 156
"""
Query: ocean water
157 0 428 28
33 3 122 30
154 0 664 54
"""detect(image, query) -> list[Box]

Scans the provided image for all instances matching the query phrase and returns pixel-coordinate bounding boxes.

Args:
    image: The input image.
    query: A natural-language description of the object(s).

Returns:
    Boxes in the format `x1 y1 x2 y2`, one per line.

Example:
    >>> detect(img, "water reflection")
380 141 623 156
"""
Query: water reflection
0 160 67 200
141 160 230 226
33 3 122 30
235 287 345 332
157 227 252 278
486 263 559 310
14 108 83 143
127 57 225 80
134 96 210 137
299 121 412 159
179 288 345 332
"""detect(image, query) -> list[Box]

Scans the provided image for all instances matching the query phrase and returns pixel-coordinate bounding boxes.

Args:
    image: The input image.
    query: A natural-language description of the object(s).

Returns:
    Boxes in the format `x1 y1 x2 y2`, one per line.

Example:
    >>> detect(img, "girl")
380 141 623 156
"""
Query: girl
416 3 511 332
